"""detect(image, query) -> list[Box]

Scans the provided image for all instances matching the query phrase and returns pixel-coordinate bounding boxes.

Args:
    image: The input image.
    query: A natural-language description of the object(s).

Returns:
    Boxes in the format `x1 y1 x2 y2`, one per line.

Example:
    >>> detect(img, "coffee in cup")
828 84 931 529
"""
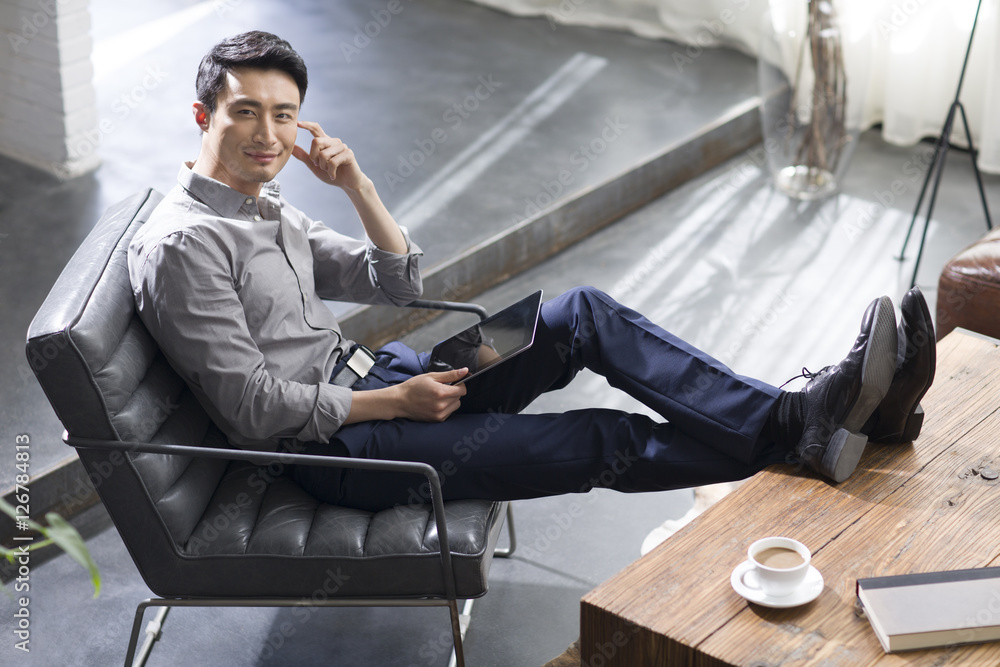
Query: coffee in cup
755 546 806 569
742 537 811 597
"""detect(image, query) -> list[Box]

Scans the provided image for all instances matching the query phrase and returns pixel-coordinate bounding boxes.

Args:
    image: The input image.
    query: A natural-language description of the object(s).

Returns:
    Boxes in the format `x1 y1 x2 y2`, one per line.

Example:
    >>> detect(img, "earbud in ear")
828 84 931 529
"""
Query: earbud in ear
197 112 207 125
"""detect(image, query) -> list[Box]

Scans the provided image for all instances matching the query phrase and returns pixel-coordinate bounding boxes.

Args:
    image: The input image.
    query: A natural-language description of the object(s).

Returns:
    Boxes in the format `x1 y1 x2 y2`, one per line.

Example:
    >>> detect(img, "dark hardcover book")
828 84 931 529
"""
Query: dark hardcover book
857 567 1000 652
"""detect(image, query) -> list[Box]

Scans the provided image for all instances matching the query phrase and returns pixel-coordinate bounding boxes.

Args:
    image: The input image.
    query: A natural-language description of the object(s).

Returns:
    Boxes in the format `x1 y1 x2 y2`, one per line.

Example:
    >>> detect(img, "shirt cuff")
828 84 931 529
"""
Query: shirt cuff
367 226 423 280
294 383 353 443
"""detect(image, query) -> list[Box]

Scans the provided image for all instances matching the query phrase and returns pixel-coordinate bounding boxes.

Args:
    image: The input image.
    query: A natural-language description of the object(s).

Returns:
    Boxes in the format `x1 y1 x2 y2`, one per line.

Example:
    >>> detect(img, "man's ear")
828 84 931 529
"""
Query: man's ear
192 102 210 131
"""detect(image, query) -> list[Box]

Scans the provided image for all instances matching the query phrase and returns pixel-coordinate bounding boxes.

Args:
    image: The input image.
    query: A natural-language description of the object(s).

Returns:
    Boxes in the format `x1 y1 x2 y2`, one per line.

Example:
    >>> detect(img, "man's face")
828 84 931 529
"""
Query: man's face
196 67 300 196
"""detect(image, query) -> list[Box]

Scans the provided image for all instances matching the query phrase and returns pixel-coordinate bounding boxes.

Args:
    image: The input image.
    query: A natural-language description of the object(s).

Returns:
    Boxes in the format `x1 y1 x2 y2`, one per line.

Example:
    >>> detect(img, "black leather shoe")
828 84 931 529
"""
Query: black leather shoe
864 287 936 444
794 296 898 483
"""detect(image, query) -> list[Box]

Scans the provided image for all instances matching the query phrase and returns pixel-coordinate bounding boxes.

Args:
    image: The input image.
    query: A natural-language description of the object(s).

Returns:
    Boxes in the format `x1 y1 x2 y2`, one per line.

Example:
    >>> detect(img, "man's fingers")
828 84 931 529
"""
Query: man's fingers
296 119 326 137
428 368 470 386
291 144 313 164
317 143 347 164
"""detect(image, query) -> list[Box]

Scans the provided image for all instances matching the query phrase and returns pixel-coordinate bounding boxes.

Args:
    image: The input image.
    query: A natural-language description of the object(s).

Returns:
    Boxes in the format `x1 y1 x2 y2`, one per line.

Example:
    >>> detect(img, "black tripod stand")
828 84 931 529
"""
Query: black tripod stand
897 0 994 288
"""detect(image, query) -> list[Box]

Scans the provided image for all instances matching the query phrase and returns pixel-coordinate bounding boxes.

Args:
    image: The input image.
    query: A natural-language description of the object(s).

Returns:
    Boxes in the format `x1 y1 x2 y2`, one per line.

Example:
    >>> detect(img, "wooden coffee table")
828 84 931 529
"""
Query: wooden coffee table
581 329 1000 665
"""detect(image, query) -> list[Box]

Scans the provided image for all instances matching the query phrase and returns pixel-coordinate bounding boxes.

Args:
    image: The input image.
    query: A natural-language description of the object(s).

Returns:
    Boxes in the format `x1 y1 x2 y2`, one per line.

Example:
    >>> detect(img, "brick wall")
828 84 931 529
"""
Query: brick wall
0 0 99 178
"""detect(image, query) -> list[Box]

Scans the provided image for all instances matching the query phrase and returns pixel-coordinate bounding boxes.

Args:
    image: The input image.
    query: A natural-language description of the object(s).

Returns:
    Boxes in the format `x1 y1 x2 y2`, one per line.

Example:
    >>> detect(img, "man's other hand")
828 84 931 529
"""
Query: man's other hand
394 370 469 422
344 369 469 425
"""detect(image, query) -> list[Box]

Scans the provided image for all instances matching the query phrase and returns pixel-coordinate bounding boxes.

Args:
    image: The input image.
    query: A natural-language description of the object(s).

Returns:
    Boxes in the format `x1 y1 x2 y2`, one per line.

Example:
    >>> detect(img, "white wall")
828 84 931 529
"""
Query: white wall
0 0 99 178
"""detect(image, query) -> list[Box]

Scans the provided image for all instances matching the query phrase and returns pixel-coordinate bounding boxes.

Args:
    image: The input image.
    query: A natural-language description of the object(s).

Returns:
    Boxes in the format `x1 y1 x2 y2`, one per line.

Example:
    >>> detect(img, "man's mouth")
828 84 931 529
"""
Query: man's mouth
246 151 279 164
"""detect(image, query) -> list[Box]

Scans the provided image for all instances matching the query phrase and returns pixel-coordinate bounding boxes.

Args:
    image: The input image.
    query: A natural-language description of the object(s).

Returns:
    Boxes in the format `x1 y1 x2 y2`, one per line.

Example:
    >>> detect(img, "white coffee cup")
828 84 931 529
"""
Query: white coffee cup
741 536 811 597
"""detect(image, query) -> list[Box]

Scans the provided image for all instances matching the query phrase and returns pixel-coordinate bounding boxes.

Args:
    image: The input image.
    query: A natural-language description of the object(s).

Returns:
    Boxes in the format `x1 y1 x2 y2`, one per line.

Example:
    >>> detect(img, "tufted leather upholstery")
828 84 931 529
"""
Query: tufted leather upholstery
26 189 508 601
937 228 1000 342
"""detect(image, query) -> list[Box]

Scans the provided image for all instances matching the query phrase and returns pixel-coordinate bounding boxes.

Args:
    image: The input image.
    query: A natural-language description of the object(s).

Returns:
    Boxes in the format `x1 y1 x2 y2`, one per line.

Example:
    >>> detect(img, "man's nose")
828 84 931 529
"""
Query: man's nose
254 119 277 144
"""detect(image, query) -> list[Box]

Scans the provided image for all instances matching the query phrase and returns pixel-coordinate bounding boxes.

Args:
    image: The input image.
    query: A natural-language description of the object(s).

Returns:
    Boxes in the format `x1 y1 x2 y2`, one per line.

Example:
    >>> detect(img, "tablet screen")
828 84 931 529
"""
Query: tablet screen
428 290 542 383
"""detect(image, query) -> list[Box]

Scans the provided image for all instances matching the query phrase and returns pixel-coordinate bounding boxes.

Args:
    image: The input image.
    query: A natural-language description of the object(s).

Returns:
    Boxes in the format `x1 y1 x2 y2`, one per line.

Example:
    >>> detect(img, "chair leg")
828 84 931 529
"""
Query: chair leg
494 503 517 558
124 601 170 667
448 599 466 667
124 596 478 665
124 600 151 666
448 599 476 667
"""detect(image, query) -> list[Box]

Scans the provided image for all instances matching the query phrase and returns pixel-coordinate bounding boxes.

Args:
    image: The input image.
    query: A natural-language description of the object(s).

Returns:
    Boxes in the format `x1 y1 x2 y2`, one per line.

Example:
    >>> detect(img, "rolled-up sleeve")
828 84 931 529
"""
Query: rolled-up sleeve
305 216 424 306
131 231 352 450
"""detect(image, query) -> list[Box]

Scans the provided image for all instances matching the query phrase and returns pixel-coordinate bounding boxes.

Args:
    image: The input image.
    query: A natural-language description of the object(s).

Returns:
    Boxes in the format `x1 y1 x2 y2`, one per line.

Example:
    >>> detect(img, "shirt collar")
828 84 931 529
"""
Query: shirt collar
176 163 282 219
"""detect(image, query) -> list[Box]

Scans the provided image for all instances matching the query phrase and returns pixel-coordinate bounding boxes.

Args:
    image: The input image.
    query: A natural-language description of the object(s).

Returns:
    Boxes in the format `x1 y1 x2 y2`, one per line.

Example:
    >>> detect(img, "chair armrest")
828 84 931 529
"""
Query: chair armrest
66 433 439 477
65 433 464 599
405 299 488 322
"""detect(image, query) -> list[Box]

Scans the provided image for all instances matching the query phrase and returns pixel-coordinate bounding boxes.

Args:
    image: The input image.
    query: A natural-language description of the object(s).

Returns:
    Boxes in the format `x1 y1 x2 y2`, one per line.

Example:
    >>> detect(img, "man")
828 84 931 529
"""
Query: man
129 32 935 512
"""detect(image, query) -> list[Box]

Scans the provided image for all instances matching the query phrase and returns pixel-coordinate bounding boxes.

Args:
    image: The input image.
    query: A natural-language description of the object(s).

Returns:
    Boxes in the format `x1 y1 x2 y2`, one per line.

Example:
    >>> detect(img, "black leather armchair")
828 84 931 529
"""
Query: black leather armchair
26 189 514 666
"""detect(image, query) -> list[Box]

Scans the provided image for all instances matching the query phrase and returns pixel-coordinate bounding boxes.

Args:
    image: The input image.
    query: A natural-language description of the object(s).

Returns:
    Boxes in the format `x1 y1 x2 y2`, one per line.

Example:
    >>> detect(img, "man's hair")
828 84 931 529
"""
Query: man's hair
196 31 308 114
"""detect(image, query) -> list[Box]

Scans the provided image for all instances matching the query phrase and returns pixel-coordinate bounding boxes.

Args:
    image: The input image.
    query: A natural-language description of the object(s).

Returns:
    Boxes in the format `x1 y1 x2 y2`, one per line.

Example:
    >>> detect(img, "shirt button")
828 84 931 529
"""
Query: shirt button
253 215 261 221
245 197 254 205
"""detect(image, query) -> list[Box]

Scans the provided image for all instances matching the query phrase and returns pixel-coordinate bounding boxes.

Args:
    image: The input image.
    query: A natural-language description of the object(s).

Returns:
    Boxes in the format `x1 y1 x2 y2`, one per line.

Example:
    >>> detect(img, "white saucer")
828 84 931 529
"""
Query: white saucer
730 560 824 609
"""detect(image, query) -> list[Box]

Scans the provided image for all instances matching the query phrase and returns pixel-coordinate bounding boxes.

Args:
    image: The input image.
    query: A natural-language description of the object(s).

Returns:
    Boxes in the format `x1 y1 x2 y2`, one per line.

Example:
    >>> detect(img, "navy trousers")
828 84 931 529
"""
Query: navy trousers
293 287 788 511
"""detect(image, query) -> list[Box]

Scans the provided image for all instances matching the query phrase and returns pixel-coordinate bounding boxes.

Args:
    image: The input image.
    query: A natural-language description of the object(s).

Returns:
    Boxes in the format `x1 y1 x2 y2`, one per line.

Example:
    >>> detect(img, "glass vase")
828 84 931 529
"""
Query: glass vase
758 1 871 200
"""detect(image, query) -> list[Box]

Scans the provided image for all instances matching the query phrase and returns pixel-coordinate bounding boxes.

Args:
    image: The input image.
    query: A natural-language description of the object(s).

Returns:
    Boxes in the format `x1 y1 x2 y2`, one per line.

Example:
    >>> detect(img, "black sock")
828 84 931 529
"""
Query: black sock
763 390 805 450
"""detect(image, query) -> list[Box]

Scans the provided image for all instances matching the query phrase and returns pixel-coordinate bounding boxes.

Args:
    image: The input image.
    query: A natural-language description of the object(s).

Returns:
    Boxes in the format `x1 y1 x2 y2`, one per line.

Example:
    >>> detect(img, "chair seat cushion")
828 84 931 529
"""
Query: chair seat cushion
139 461 506 600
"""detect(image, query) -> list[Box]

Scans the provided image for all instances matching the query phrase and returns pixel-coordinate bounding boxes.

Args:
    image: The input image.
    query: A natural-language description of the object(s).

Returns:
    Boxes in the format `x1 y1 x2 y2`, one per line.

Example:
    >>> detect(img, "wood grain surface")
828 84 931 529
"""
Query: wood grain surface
581 330 1000 666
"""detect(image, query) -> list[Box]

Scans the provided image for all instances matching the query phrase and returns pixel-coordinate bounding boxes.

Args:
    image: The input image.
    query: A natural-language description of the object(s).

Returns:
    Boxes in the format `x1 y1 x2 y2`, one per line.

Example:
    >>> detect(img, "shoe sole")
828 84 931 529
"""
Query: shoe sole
871 289 937 444
843 296 898 433
820 296 898 483
823 428 869 483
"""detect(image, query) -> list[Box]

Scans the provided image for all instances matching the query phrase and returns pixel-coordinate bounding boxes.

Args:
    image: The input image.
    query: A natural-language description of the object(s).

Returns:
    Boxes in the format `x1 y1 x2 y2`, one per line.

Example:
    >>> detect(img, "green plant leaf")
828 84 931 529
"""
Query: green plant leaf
42 513 101 597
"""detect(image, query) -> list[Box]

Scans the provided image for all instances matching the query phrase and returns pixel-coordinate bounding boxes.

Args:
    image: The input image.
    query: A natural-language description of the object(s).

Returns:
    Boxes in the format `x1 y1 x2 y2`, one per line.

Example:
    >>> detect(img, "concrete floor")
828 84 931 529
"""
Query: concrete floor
2 0 999 666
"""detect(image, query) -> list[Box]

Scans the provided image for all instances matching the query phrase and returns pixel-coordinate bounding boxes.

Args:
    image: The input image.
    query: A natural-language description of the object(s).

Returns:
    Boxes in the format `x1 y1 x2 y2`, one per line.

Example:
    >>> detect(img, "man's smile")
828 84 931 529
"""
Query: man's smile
245 150 280 164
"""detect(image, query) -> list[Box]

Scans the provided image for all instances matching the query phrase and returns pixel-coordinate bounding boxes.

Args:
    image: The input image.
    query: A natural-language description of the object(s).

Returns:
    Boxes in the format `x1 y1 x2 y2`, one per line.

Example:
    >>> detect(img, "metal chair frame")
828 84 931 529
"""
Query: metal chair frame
66 434 516 667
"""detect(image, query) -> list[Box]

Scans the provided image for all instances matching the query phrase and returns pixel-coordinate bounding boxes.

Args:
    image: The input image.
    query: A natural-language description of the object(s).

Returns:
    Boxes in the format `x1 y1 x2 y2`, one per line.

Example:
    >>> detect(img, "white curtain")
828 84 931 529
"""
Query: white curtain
468 0 1000 174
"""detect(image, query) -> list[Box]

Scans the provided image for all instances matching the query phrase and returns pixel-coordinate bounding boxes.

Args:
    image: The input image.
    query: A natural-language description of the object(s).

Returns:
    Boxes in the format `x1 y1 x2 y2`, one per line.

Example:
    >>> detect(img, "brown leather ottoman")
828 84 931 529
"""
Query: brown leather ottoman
937 228 1000 340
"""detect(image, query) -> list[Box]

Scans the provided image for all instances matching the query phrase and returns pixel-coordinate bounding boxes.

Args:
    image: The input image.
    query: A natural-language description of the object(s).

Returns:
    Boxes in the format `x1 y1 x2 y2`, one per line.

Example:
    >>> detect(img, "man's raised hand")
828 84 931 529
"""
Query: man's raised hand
293 120 369 192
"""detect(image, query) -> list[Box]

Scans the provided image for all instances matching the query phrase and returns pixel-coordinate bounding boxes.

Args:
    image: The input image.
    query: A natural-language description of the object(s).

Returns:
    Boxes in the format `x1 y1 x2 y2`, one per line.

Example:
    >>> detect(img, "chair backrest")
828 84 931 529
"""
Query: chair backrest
26 189 506 600
26 189 237 585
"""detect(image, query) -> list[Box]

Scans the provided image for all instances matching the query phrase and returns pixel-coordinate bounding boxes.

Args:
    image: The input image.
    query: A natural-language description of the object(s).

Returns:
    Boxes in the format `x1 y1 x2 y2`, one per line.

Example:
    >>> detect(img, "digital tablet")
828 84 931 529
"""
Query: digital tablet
428 290 543 384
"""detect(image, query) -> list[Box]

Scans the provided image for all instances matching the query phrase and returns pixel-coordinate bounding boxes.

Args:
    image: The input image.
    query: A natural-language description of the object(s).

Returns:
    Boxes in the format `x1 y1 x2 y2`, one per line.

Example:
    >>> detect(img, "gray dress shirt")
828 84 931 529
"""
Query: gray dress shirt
128 165 423 451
